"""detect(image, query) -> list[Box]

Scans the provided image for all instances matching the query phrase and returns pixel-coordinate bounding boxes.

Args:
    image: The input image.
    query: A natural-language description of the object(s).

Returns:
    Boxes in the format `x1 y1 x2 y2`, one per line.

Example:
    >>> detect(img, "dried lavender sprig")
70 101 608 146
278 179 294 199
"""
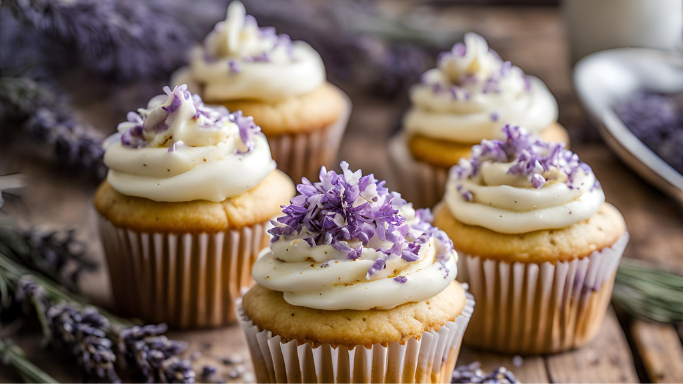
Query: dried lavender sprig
242 0 446 96
613 259 683 323
0 76 107 180
47 304 121 383
5 0 197 81
452 362 519 384
615 91 683 174
0 337 57 383
0 221 98 292
1 253 195 383
113 324 195 383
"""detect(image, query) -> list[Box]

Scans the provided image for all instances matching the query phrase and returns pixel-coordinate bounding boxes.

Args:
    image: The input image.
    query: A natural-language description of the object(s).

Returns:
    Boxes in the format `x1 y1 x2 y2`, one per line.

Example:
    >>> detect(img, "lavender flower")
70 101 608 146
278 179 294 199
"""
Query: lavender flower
0 76 107 180
615 91 683 174
113 324 195 383
47 304 121 383
452 125 594 197
5 0 197 81
229 111 261 154
0 224 98 292
269 162 453 276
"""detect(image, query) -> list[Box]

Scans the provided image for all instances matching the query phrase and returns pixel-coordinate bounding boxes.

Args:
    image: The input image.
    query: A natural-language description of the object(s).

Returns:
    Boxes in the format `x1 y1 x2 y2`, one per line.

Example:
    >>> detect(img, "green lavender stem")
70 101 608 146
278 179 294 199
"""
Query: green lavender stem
0 252 129 327
613 259 683 323
0 338 57 383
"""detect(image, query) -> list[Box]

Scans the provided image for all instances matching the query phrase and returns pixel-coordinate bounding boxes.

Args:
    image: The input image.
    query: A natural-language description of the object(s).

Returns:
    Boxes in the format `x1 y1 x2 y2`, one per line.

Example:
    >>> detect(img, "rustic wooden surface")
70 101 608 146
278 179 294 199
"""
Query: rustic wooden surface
2 3 683 384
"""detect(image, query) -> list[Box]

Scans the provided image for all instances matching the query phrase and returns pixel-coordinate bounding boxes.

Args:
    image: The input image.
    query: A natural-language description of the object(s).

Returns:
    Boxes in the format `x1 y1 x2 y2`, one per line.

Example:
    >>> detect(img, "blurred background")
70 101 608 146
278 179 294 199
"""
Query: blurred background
0 0 682 383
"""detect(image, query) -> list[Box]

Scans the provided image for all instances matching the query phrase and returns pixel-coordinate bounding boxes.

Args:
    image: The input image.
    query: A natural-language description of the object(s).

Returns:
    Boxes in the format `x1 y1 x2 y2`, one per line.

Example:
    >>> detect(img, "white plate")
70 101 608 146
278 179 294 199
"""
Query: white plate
573 48 683 204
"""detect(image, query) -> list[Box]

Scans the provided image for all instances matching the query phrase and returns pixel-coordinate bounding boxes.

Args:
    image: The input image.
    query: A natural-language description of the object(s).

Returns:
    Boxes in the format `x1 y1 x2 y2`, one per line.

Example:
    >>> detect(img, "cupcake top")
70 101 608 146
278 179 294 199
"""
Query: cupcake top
185 1 325 103
103 84 276 203
445 125 604 234
405 33 558 144
253 162 457 311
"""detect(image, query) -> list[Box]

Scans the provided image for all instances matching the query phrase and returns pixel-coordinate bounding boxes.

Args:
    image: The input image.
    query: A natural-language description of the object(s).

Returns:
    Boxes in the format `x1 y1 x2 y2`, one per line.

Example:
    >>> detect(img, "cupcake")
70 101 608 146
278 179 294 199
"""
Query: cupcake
172 1 351 183
94 85 295 329
389 32 569 208
237 162 474 383
433 125 628 354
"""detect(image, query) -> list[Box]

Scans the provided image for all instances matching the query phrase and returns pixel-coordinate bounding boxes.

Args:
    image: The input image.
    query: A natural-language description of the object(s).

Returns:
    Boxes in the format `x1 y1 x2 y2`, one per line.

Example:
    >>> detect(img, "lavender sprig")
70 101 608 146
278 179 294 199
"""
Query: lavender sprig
0 222 98 293
114 324 195 383
0 76 106 180
5 0 197 81
0 338 57 383
0 252 195 383
47 304 121 383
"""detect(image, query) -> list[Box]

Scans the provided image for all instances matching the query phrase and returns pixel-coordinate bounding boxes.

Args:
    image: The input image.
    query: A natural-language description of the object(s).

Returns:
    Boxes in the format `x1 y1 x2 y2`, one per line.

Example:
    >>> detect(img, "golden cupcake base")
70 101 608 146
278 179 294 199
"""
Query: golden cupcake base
236 287 474 384
457 232 629 354
266 86 352 182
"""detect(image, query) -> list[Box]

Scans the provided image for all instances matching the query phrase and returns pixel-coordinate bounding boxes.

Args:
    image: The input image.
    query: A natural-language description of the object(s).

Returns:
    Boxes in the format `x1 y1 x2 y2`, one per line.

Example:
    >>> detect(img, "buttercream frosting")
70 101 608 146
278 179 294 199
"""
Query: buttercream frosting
405 33 558 144
253 162 458 310
103 85 276 203
445 125 604 234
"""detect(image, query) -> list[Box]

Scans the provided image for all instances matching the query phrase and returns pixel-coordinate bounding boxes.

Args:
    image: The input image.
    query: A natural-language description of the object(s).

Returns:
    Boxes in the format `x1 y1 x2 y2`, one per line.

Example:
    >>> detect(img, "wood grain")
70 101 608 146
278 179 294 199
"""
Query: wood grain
458 348 550 383
632 321 683 383
545 309 639 383
2 3 683 384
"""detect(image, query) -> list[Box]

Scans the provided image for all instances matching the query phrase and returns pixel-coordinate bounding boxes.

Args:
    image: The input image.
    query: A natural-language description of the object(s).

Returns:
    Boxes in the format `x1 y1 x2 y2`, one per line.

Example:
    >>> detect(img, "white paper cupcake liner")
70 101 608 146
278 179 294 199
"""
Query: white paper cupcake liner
97 216 269 329
388 133 448 209
268 87 352 183
457 232 629 354
236 289 474 383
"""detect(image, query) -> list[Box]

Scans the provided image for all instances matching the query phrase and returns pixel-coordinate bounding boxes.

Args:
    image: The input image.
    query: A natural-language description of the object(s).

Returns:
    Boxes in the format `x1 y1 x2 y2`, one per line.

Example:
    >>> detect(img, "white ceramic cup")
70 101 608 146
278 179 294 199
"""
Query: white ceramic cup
564 0 682 63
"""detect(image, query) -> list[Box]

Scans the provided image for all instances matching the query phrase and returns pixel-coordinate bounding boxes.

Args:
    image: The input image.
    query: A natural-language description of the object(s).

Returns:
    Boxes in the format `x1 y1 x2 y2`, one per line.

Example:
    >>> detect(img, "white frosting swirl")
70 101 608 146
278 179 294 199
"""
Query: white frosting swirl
186 1 325 103
446 161 605 234
405 33 558 143
104 86 276 203
254 202 457 311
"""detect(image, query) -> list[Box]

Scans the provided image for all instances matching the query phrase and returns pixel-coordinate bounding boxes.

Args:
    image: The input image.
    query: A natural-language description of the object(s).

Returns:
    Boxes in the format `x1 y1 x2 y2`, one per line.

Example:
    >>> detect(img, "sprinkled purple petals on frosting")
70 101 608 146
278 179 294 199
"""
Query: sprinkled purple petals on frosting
453 42 466 57
268 162 453 276
393 276 408 284
229 111 261 154
228 60 240 74
119 85 262 154
490 112 499 121
452 125 596 198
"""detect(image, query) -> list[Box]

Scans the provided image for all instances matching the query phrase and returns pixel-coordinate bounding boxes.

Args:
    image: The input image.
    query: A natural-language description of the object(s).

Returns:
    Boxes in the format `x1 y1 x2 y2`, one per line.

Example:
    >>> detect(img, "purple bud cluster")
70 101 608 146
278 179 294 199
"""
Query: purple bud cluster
119 85 261 154
47 304 121 383
114 324 195 383
615 91 683 174
452 125 594 195
432 41 528 98
269 162 453 277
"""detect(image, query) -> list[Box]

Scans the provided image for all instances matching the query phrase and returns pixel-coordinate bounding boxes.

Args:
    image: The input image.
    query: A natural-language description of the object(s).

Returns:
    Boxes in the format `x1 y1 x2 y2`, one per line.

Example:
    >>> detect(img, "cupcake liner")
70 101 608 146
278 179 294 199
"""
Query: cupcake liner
97 216 269 329
388 133 448 209
457 231 629 354
268 87 352 183
236 290 474 383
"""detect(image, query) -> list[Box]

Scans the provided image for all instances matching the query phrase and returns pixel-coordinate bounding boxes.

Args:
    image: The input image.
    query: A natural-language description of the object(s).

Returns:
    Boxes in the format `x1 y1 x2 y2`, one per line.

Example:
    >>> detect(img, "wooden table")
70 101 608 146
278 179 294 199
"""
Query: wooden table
2 3 683 383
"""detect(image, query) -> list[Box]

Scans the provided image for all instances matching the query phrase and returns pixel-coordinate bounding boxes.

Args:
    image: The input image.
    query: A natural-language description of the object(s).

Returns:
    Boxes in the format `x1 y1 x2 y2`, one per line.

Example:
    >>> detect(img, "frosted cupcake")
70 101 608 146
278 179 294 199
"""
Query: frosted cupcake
389 32 569 208
94 85 295 329
237 162 474 383
172 1 350 183
433 125 628 354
